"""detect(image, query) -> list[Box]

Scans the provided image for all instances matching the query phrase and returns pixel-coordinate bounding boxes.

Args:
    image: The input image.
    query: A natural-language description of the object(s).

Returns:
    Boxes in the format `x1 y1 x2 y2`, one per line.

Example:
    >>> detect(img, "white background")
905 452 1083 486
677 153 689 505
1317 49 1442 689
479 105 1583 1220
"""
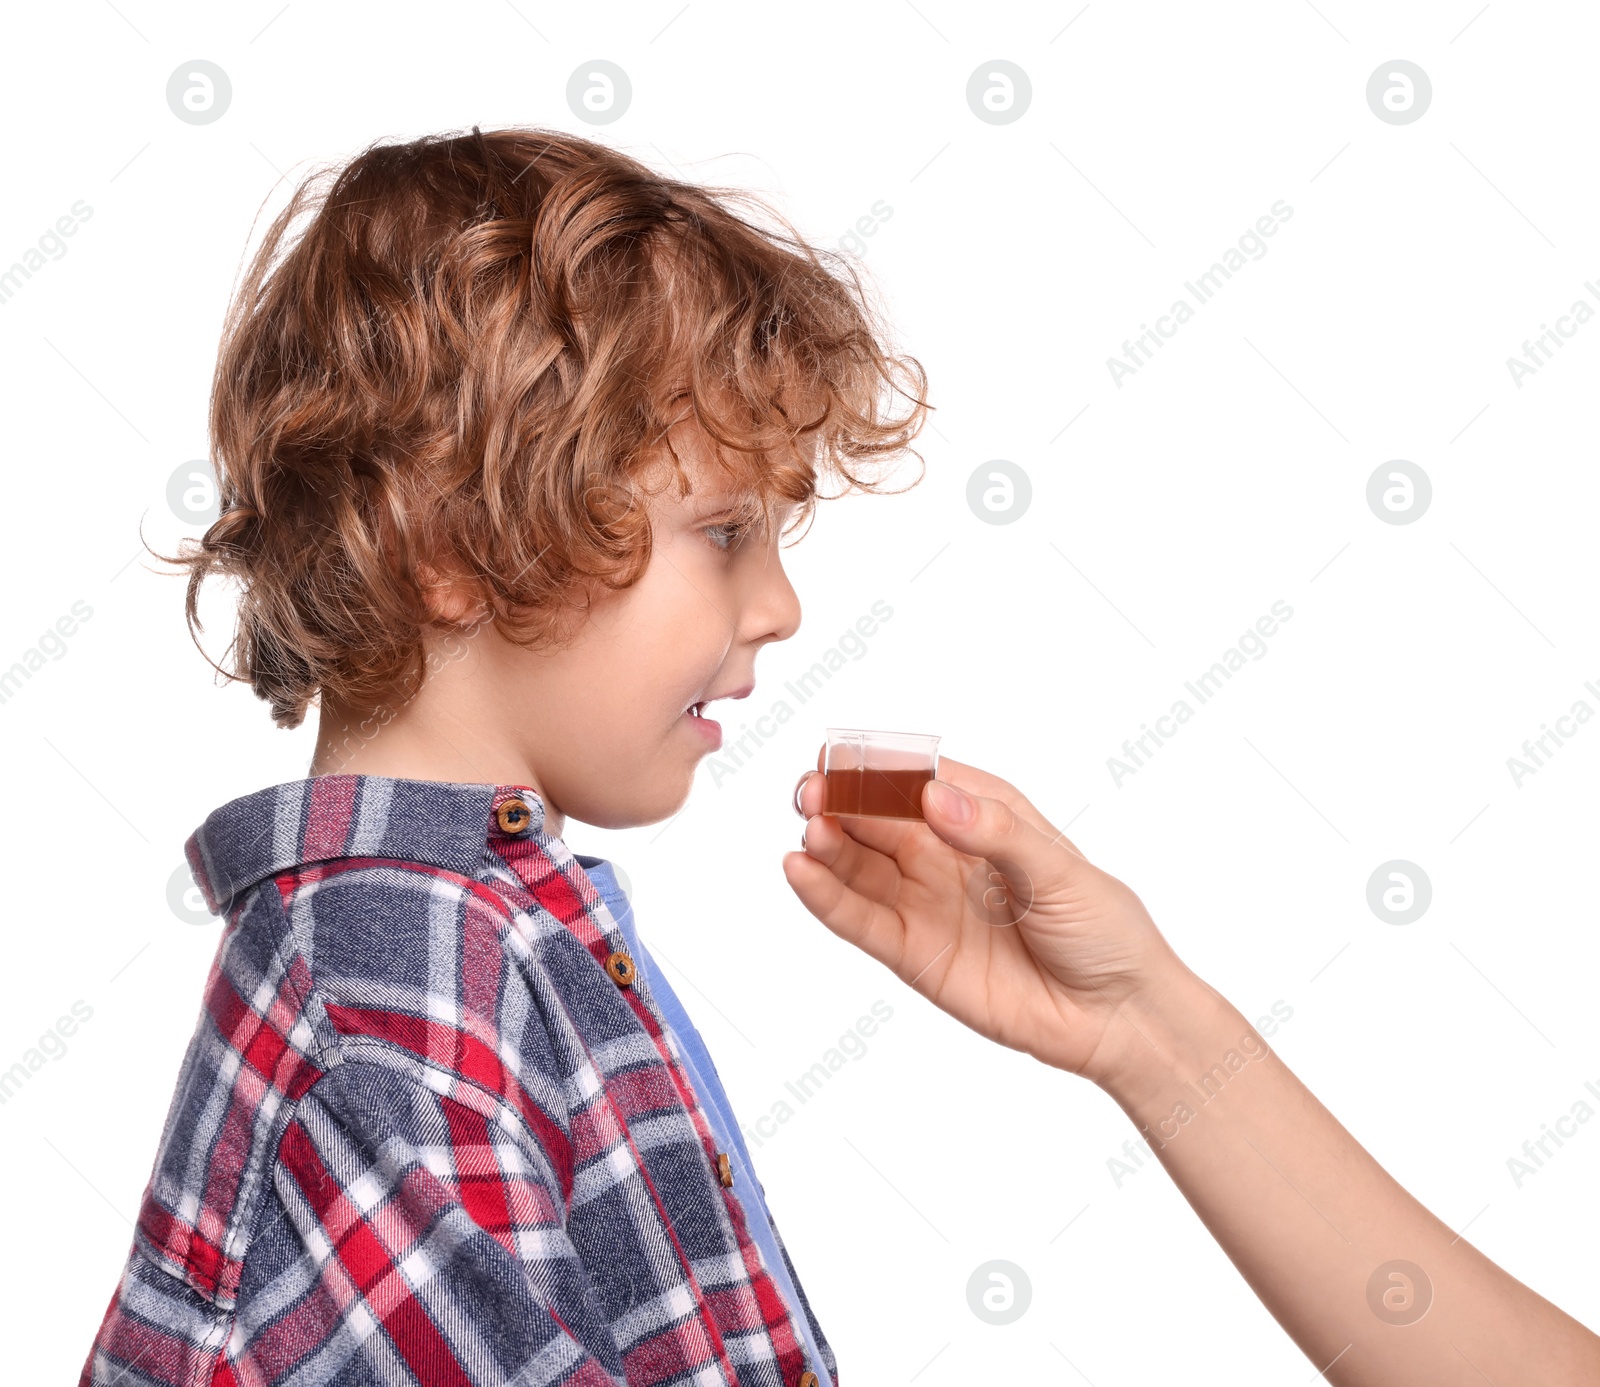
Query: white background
3 1 1598 1382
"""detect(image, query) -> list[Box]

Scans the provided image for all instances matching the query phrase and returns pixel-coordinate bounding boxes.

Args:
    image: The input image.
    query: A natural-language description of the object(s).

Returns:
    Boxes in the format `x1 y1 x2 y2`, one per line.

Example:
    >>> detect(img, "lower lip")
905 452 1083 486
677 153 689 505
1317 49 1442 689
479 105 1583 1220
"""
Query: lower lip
682 710 722 750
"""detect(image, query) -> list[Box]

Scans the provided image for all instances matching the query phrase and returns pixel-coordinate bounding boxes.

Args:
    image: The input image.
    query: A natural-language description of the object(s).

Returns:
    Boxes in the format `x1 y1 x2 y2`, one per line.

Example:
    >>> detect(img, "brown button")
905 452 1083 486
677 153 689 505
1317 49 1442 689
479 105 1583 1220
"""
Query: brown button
716 1151 733 1187
495 797 533 835
799 1373 819 1387
605 950 636 987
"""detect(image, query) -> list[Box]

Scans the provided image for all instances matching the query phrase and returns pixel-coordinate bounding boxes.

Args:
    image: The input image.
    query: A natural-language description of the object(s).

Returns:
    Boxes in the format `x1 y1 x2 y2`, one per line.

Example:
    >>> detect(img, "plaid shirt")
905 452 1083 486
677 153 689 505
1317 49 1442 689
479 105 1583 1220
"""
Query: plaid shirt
81 774 838 1387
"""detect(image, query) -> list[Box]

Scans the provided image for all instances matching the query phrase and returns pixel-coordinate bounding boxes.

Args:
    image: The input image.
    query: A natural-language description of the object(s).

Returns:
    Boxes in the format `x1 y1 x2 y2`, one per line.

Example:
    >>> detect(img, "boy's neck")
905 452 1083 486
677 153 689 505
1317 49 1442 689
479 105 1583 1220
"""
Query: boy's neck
308 695 566 839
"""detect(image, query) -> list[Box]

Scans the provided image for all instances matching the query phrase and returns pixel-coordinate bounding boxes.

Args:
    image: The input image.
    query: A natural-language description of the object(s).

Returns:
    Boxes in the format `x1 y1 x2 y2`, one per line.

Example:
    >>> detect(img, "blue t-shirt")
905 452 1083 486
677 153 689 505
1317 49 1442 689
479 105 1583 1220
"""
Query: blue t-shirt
576 855 835 1387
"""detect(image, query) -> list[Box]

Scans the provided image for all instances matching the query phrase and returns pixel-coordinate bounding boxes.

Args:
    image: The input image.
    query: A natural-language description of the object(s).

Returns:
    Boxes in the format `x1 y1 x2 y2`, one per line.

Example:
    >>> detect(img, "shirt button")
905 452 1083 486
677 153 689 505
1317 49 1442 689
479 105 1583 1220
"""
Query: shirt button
799 1373 820 1387
715 1151 733 1187
605 950 637 987
495 798 533 835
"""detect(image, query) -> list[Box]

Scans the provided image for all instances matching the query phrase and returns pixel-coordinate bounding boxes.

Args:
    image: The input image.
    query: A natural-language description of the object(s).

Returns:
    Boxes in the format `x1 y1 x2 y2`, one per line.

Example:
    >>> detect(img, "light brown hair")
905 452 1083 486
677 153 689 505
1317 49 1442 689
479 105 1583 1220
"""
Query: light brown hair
162 126 929 729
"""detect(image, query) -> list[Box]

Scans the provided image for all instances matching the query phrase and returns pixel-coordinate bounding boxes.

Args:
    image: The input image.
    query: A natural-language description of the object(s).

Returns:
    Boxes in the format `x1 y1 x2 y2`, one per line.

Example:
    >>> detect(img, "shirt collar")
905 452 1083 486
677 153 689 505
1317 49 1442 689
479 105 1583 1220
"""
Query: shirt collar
184 773 549 917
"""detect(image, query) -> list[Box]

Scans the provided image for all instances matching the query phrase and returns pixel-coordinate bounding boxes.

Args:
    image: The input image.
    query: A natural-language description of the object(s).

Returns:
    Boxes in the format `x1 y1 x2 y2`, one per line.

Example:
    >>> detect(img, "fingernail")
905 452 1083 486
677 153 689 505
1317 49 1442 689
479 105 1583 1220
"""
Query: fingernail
792 771 814 819
926 780 973 823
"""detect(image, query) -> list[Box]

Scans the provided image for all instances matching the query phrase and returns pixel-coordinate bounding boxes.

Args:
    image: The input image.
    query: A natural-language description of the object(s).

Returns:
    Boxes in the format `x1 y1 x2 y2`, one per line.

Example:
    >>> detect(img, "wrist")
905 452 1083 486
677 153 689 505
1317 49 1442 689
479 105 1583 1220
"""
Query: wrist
1080 958 1251 1113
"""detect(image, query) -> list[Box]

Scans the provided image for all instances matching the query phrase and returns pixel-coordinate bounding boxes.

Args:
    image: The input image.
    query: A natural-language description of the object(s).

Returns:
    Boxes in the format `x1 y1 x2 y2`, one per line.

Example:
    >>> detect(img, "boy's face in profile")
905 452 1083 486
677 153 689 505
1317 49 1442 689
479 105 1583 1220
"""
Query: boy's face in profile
400 413 805 832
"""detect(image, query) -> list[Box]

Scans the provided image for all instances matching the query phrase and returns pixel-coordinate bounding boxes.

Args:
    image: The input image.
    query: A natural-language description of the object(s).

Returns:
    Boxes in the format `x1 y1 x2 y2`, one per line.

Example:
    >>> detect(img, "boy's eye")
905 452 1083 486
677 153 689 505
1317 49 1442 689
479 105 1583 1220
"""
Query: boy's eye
703 518 754 552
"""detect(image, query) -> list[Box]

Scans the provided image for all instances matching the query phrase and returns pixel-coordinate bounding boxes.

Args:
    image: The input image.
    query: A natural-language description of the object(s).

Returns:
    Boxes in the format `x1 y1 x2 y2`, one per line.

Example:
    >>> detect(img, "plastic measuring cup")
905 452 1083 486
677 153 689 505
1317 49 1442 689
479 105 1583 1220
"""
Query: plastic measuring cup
821 728 941 821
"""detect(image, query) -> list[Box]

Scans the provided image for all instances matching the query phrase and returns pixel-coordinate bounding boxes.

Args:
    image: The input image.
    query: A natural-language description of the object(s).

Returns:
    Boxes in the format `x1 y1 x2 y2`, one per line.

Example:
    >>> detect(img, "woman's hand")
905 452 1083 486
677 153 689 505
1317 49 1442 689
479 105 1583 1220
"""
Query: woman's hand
785 751 1600 1384
782 750 1205 1084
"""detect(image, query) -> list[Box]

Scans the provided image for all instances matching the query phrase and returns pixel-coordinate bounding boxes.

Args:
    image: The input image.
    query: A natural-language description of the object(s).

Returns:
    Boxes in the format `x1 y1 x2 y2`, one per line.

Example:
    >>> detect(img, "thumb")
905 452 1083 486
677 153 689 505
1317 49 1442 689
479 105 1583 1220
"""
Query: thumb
922 778 1073 918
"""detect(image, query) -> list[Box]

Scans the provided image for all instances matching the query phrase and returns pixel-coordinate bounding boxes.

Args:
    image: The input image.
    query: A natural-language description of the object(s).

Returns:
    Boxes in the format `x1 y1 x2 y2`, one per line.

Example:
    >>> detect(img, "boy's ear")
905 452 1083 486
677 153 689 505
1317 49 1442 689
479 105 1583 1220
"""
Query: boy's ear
416 559 491 627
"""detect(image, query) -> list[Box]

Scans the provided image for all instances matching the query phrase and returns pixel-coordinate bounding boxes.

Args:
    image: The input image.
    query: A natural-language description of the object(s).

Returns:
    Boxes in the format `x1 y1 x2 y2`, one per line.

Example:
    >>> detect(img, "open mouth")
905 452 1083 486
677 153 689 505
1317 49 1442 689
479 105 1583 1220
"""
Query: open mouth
679 684 754 750
682 682 754 721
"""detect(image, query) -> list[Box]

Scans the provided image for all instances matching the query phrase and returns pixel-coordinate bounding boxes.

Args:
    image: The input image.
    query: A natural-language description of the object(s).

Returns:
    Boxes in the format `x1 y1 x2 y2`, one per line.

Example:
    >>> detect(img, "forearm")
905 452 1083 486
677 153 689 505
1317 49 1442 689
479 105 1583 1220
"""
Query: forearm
1092 965 1600 1386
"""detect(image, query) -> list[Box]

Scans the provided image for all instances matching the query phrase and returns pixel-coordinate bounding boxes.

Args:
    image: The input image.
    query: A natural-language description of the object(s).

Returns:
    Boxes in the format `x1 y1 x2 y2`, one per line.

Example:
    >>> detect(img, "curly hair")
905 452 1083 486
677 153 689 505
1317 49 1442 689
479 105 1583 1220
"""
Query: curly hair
158 125 930 729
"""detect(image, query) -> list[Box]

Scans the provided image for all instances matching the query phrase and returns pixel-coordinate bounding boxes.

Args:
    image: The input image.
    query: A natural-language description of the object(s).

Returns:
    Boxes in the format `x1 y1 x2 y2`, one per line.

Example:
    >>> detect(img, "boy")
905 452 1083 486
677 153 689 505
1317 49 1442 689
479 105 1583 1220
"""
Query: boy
83 126 927 1386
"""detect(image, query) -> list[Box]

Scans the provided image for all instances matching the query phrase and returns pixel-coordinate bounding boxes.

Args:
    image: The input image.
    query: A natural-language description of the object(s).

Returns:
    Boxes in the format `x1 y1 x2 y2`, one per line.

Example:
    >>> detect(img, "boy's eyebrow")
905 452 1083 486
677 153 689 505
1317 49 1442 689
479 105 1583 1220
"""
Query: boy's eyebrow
689 490 767 516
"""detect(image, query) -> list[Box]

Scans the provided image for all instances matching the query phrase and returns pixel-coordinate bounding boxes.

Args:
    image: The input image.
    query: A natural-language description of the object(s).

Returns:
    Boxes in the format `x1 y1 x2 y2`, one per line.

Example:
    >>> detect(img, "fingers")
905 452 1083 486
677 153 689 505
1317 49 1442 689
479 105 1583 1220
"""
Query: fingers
791 769 814 819
781 850 905 968
933 755 1075 851
920 778 1088 899
800 811 904 906
794 768 823 818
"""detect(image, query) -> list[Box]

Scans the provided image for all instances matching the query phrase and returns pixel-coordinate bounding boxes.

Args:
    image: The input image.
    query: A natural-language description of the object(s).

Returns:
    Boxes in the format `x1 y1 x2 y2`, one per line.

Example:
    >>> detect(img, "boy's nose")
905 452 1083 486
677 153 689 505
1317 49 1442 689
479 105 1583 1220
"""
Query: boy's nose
751 554 802 646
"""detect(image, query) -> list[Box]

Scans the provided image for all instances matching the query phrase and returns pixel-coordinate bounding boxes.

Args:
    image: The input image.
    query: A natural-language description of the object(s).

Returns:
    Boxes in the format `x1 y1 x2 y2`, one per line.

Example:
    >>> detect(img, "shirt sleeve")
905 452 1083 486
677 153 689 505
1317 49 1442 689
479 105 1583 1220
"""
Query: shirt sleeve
253 1058 628 1386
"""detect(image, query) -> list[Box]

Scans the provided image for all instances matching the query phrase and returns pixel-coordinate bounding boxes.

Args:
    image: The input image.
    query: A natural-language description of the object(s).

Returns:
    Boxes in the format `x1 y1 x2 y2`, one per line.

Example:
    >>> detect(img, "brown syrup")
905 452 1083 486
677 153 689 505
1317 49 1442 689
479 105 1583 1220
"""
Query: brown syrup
822 767 933 821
